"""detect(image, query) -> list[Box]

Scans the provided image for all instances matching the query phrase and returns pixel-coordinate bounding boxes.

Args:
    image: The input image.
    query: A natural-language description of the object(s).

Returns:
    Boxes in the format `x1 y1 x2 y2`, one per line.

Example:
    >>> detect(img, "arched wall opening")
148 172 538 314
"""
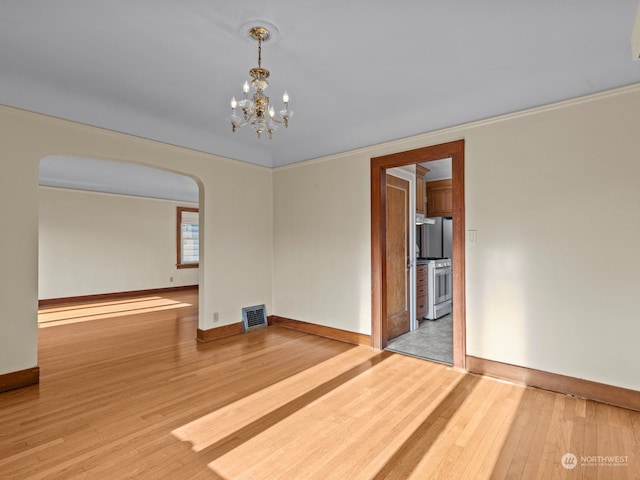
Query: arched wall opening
0 105 274 391
38 155 202 302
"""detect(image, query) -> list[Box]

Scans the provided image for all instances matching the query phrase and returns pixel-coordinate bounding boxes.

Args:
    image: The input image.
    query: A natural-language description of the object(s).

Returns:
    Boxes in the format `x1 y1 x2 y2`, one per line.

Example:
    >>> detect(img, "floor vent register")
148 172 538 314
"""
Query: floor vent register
242 304 267 332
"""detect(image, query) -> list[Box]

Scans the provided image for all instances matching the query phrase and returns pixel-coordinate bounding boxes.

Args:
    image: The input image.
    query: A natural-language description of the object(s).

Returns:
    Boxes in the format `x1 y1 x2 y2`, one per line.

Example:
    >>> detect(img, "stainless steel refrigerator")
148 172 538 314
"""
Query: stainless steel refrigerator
417 217 452 259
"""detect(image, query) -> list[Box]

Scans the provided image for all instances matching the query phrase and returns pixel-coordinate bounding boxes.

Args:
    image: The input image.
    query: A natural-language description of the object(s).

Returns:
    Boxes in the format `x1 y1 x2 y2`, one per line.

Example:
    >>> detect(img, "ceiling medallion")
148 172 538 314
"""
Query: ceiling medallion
228 22 294 140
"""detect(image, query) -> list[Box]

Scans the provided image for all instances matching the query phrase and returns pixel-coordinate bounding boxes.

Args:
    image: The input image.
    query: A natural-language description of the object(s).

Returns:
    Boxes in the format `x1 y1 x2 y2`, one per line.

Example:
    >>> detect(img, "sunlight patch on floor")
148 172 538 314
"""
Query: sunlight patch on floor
38 296 192 327
198 368 525 480
409 378 526 479
206 361 465 479
171 347 382 452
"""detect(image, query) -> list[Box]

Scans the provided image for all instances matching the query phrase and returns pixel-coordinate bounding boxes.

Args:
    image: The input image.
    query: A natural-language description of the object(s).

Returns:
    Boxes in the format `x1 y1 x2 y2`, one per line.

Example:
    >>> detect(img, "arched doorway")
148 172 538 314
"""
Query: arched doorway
38 155 201 330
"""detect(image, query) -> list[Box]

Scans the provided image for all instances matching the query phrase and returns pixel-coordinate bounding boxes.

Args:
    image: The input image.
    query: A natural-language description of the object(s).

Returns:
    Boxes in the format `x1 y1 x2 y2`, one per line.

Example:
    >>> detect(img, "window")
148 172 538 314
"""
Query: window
177 207 199 268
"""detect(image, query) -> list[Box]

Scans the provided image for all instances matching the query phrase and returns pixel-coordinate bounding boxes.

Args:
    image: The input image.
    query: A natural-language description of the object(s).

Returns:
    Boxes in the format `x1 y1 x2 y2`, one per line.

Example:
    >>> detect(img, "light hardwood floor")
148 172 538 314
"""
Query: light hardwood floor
1 289 639 479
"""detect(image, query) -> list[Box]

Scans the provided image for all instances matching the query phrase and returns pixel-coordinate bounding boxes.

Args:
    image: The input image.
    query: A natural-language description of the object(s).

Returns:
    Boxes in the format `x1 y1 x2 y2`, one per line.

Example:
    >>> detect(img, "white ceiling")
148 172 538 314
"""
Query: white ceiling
3 1 640 177
422 159 452 182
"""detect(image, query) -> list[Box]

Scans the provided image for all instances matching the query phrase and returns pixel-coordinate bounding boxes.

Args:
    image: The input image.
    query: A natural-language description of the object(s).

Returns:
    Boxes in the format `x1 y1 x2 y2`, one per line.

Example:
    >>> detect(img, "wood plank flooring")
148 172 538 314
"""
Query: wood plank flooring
1 289 639 479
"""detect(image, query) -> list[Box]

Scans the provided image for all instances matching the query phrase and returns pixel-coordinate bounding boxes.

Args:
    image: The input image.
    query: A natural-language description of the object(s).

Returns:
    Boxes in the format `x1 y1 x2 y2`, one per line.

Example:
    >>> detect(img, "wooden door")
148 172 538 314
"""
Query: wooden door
386 174 411 340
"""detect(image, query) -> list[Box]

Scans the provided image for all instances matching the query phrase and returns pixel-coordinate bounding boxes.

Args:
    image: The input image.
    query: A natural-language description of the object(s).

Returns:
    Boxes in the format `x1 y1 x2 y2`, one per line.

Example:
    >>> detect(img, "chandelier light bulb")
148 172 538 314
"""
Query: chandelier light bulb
243 81 250 94
269 106 275 118
282 91 289 103
230 97 237 109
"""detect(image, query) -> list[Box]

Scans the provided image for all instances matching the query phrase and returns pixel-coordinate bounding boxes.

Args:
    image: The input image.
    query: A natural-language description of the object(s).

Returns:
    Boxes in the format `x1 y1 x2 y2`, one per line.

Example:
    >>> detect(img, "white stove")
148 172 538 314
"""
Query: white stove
423 258 452 320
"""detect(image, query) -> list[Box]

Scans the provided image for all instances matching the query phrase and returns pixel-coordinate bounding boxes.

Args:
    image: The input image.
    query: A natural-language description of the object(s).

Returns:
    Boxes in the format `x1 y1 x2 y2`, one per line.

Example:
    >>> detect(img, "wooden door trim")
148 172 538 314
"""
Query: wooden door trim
371 140 466 369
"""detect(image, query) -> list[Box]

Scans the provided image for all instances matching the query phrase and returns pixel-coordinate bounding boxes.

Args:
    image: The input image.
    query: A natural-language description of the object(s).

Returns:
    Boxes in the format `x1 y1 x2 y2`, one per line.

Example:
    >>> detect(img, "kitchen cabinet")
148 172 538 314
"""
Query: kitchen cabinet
416 263 427 320
427 178 453 217
415 165 429 216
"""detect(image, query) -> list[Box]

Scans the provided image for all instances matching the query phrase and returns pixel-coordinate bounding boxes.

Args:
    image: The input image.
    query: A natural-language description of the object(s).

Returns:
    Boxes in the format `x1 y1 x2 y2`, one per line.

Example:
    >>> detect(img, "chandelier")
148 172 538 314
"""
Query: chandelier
228 25 293 140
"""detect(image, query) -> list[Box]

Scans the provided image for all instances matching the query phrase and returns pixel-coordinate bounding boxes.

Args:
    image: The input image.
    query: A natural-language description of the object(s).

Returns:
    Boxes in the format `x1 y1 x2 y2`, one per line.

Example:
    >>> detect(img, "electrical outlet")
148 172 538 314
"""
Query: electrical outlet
169 276 174 282
213 312 219 323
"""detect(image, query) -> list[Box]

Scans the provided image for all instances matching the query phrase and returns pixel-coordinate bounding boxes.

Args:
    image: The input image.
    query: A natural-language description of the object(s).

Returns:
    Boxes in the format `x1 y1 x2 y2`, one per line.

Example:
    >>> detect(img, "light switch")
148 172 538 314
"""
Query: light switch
468 230 477 243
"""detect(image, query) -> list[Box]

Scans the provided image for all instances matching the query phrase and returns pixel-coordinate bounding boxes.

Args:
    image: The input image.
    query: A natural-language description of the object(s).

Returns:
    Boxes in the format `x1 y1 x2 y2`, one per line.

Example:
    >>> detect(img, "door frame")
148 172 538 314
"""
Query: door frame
371 139 466 368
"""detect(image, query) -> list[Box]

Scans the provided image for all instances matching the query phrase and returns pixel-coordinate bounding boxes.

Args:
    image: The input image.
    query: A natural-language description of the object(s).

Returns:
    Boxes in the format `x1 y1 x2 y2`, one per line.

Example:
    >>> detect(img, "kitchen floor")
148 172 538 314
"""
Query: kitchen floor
385 313 453 365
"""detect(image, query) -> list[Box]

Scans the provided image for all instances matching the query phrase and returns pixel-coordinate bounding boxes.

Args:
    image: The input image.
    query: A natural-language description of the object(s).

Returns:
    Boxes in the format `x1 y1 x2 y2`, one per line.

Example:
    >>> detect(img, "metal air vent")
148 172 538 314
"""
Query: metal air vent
242 304 267 332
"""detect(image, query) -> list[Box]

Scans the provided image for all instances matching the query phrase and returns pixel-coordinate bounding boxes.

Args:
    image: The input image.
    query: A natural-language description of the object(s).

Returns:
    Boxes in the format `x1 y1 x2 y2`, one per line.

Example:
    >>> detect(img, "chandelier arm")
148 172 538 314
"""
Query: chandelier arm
234 114 257 128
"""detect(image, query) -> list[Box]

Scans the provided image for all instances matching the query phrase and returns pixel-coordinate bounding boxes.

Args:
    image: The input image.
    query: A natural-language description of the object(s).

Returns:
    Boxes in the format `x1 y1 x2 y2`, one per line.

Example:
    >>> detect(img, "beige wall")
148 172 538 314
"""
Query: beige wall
39 187 199 299
273 154 372 333
273 84 640 391
4 84 640 393
0 105 273 376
